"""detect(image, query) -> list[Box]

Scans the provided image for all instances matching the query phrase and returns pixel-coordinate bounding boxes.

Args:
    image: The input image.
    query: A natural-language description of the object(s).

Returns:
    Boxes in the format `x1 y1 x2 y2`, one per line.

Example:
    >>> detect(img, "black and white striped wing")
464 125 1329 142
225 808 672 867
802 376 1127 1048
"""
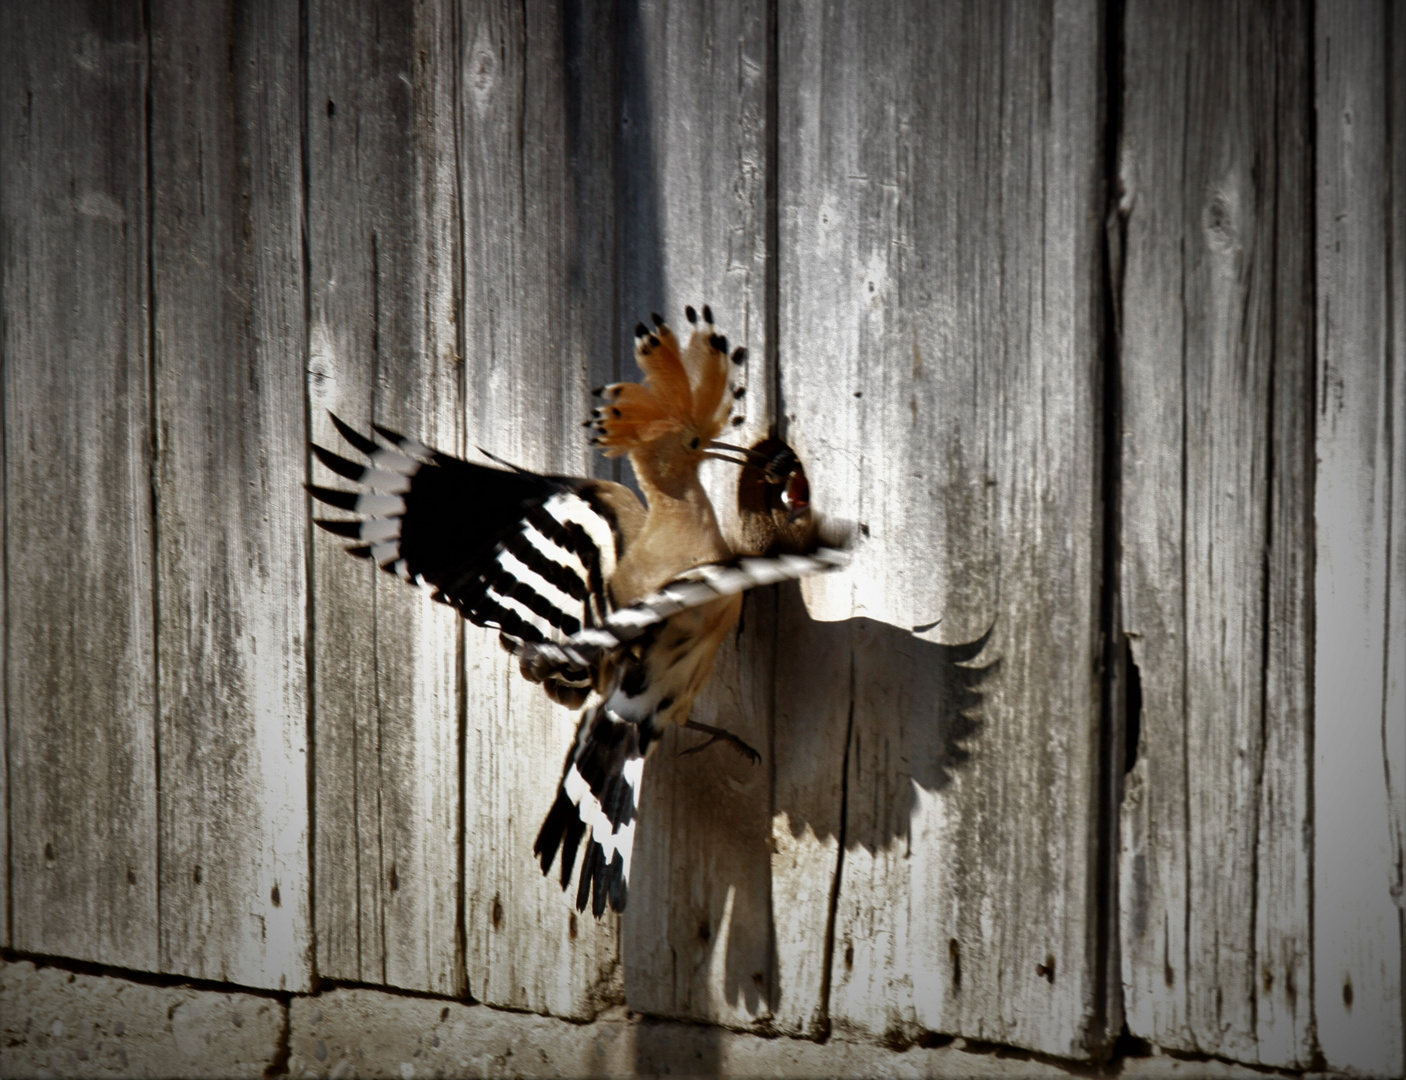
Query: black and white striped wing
515 546 850 678
309 414 638 705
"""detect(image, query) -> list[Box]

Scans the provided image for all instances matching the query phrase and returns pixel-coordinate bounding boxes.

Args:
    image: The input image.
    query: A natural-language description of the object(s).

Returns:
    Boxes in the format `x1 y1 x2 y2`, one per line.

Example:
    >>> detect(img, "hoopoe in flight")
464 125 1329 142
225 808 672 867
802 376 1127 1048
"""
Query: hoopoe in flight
310 306 846 916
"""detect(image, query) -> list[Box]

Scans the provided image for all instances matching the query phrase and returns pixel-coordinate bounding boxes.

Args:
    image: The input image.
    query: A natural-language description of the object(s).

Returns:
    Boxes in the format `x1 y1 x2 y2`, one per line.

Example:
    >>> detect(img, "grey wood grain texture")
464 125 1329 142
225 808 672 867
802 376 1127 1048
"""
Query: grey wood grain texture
611 0 780 1029
0 289 4 953
774 0 1104 1057
1313 3 1404 1073
1115 0 1314 1065
1255 5 1316 1064
1391 9 1406 1068
458 0 623 1019
148 0 311 990
307 0 464 996
0 1 159 970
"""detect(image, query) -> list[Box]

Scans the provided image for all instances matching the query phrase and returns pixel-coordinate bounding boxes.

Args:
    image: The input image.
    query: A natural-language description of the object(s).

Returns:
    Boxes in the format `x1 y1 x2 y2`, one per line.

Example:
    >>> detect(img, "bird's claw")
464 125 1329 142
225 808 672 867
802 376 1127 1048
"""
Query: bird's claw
679 721 761 765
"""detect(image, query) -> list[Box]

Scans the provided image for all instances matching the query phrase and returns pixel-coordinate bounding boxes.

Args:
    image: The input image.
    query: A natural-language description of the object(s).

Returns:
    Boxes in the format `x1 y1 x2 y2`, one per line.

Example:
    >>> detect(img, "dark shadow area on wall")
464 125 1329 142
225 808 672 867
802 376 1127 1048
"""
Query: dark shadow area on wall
598 0 998 1027
774 594 996 853
626 575 997 1025
605 1 726 1074
557 0 626 486
612 0 667 506
754 583 996 1020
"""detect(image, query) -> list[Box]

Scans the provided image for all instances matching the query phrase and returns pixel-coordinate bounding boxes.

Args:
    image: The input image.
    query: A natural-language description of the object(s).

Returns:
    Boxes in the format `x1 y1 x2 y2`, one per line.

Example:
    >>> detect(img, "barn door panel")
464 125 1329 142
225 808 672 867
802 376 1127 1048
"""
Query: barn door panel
775 0 1107 1057
457 0 623 1019
1115 0 1315 1066
611 0 780 1031
307 0 464 996
148 0 312 991
1312 3 1405 1073
0 0 159 971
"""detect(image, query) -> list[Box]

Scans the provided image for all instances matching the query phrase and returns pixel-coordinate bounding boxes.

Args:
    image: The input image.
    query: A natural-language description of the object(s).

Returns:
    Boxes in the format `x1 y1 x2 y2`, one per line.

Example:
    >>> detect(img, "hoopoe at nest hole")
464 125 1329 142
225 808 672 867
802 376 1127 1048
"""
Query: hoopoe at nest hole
310 306 847 916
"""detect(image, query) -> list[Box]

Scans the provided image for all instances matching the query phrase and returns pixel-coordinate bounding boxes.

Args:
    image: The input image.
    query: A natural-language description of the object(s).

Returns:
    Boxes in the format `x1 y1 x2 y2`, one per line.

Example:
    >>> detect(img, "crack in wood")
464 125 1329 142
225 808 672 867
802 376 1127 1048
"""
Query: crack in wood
816 652 856 1043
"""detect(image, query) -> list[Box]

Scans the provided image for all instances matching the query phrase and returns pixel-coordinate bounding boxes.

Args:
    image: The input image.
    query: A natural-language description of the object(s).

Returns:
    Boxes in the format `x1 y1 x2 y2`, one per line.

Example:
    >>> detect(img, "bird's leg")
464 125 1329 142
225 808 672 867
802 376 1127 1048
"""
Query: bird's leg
679 720 761 765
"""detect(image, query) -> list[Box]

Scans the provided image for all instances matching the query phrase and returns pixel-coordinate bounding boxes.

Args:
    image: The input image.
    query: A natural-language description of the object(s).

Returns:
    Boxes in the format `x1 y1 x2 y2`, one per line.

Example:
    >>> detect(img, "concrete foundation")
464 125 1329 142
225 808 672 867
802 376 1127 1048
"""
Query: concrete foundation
1 959 284 1078
3 958 1308 1079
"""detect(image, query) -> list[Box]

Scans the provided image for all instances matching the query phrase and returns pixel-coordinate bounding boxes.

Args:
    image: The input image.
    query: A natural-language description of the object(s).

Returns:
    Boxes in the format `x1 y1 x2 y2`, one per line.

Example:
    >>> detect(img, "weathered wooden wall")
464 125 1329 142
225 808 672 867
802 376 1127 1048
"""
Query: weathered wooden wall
1 0 1402 1073
775 0 1105 1055
1312 3 1405 1073
1116 0 1315 1066
307 0 464 997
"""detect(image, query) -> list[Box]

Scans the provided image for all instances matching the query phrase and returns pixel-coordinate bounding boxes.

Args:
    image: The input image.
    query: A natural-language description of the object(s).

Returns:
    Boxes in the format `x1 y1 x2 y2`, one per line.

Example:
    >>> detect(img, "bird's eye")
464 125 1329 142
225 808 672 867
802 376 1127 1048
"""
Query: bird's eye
690 437 701 449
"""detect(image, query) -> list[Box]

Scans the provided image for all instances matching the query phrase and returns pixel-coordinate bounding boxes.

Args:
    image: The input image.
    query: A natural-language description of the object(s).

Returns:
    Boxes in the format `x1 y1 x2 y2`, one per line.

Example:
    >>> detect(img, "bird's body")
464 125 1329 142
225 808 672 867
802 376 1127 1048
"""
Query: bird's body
311 306 844 915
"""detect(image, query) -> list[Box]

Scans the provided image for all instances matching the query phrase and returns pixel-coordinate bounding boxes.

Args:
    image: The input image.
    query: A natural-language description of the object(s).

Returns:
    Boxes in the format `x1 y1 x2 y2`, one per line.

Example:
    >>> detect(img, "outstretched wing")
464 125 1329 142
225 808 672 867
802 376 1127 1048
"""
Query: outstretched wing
514 546 849 683
309 414 643 705
531 545 849 916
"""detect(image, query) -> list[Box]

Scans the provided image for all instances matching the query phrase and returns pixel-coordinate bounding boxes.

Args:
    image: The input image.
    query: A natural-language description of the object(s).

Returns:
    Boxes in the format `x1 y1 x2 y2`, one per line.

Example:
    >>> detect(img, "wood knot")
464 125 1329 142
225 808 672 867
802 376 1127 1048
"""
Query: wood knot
1203 191 1238 252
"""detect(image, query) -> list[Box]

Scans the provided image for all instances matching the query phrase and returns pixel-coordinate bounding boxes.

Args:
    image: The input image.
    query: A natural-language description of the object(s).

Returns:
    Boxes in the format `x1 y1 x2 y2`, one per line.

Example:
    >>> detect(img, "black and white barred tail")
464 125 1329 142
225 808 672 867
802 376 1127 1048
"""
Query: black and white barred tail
534 691 663 916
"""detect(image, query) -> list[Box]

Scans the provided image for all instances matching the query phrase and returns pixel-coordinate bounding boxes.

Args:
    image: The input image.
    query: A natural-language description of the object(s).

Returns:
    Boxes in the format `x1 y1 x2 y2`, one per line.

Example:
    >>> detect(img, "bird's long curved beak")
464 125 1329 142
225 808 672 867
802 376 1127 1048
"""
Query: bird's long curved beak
704 440 770 468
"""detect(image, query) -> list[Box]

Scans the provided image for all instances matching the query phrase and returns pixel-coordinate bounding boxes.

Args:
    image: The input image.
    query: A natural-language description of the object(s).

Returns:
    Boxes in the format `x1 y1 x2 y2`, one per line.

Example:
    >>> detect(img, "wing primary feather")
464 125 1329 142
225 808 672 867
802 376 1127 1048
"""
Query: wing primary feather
576 843 599 913
312 443 366 482
476 446 532 473
369 421 407 445
559 810 587 886
608 856 628 912
315 518 364 539
307 484 359 511
592 854 611 918
370 422 435 462
329 413 379 457
534 794 572 877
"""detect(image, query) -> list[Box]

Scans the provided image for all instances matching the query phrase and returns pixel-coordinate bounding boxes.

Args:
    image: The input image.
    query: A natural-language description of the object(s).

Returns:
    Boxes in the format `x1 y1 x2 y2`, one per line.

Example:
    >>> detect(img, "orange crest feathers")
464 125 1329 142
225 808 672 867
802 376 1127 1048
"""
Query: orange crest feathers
589 306 739 457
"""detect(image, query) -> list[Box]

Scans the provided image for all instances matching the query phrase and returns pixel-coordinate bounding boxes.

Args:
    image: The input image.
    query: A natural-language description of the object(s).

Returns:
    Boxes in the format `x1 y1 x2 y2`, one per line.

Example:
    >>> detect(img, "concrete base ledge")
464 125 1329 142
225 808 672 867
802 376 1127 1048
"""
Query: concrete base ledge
4 959 1306 1079
1 959 284 1078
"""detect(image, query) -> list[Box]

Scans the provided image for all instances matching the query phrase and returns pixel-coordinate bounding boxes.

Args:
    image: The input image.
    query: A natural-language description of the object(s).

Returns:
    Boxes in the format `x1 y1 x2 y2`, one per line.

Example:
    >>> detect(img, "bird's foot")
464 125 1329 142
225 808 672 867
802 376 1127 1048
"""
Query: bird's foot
679 720 761 765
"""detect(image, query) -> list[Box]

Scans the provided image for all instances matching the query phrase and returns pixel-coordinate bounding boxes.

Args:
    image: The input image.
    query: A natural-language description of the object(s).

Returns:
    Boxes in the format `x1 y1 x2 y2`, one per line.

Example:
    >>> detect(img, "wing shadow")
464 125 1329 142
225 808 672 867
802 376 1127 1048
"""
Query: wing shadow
669 579 997 1021
772 583 998 855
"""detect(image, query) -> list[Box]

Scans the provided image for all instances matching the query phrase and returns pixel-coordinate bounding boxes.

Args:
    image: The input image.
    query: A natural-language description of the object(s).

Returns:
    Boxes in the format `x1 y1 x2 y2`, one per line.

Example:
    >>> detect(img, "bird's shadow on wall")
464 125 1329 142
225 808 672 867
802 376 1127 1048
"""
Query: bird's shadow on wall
775 594 996 852
640 580 998 1024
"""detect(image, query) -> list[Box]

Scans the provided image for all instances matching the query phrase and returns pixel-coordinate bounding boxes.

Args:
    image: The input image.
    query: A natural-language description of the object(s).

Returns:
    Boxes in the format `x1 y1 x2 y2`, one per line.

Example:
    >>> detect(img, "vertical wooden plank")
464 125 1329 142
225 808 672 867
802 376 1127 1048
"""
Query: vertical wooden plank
768 592 850 1038
1314 3 1404 1073
0 1 159 970
1390 8 1406 1068
1255 0 1316 1063
1116 0 1315 1065
307 0 463 995
613 0 778 1030
149 0 311 990
775 0 1105 1057
0 282 5 953
1114 0 1191 1051
459 0 622 1018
